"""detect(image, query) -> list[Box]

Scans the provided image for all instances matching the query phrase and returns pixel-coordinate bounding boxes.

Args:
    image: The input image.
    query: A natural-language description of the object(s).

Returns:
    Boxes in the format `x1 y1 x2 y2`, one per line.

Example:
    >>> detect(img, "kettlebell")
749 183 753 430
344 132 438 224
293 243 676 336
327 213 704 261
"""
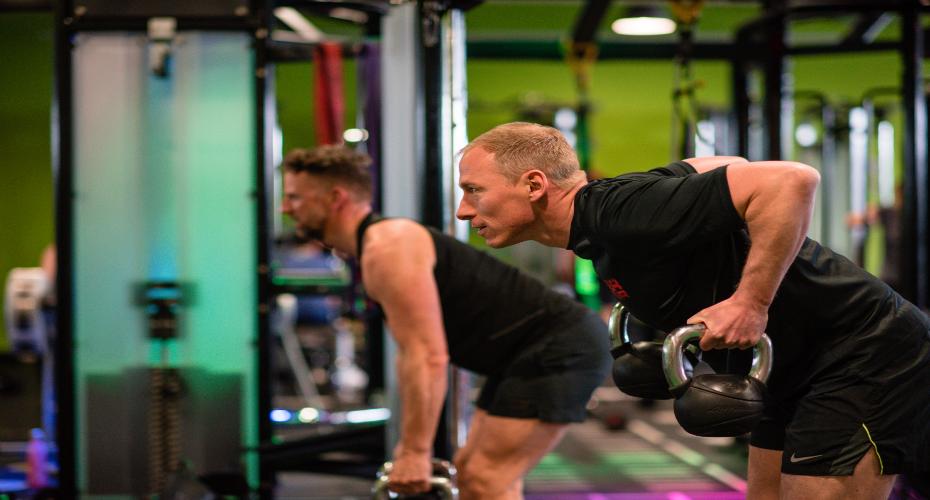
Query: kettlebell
662 324 773 437
608 303 675 400
371 458 458 500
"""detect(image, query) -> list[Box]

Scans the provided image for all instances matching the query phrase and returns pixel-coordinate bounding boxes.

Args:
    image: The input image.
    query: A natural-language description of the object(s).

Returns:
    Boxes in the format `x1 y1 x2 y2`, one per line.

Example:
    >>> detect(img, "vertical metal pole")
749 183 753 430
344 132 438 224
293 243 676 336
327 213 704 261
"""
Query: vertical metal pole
900 4 927 308
820 102 837 249
381 0 426 457
732 51 750 159
255 1 275 495
445 8 471 455
422 0 444 231
53 0 76 495
421 0 456 461
762 0 786 160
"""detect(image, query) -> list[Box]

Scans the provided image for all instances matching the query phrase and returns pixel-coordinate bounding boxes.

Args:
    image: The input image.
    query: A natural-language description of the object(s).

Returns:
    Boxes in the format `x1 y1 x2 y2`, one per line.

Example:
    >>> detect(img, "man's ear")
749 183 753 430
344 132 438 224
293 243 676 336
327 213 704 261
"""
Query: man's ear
329 185 350 207
524 170 548 202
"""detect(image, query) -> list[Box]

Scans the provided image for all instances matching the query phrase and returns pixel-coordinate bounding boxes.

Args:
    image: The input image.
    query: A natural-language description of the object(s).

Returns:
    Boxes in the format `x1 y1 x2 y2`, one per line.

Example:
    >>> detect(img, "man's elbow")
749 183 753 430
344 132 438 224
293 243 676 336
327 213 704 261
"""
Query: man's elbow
793 162 820 187
783 162 820 196
425 352 450 369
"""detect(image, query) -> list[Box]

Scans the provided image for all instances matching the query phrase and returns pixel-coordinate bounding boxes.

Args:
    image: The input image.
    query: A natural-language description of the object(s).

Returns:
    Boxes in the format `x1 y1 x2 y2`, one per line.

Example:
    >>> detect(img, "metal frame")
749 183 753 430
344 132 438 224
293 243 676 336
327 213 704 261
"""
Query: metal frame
730 1 928 309
52 0 75 493
900 3 928 309
467 0 929 308
52 1 273 496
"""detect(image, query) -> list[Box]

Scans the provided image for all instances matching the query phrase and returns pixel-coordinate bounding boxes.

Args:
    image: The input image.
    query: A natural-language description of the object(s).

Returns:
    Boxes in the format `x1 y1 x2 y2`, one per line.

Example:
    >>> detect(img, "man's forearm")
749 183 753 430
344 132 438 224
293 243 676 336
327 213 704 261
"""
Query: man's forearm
395 349 449 455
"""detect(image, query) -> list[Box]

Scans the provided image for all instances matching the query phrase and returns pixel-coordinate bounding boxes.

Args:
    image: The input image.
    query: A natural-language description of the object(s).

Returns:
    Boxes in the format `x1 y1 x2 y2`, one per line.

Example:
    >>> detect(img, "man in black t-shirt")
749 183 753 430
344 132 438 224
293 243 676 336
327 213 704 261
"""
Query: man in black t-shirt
281 145 610 500
457 121 930 499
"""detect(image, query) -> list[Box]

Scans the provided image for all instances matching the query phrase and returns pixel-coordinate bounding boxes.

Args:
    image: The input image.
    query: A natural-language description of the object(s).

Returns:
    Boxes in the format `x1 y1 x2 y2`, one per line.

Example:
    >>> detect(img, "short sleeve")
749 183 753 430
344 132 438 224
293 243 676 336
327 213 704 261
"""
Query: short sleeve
649 161 697 177
581 166 744 253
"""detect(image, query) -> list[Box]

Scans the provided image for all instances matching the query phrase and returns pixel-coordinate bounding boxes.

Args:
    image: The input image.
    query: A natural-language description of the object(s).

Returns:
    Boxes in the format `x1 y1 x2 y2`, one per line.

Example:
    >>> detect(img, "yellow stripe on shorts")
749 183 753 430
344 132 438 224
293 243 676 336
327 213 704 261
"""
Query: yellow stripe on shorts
861 423 884 474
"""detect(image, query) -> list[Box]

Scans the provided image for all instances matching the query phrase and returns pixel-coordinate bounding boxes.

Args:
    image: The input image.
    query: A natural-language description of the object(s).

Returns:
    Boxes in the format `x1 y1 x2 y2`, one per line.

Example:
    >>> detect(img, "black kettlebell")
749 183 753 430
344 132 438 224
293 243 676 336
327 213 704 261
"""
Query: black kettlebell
371 458 458 499
662 324 773 437
608 303 674 400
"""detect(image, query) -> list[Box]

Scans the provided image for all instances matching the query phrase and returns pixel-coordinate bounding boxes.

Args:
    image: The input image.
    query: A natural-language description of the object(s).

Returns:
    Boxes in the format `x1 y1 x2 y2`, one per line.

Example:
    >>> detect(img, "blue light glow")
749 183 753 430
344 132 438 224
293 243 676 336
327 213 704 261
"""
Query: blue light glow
270 409 292 423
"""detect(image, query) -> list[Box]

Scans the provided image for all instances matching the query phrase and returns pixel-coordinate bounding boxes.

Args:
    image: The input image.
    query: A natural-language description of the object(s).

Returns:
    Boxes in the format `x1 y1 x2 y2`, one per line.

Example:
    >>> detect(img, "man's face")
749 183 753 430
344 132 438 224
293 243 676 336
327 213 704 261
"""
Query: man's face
281 171 331 242
457 147 535 248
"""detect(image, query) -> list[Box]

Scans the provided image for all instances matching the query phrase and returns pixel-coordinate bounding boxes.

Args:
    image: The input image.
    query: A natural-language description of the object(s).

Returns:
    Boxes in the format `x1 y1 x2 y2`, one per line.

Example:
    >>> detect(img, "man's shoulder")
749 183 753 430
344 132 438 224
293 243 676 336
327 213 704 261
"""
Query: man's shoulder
366 218 429 242
576 173 655 210
362 219 435 267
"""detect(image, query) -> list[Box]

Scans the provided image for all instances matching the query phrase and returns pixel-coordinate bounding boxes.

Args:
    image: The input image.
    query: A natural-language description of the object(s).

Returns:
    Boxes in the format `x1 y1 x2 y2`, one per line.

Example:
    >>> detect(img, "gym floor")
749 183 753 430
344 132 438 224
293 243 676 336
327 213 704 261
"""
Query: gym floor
2 391 927 498
276 391 751 499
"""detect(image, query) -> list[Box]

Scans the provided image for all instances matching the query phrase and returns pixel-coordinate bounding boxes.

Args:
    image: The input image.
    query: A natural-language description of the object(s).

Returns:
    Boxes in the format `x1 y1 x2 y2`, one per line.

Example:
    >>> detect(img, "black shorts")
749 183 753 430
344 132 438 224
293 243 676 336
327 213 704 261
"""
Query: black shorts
476 311 611 423
750 335 930 476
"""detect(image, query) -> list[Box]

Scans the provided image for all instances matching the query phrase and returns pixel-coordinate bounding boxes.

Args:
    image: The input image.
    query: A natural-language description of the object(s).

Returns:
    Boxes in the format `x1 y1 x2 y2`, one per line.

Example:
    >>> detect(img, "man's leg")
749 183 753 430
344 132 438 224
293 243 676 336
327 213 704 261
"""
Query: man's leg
747 445 782 500
451 409 486 469
453 409 567 500
780 448 896 500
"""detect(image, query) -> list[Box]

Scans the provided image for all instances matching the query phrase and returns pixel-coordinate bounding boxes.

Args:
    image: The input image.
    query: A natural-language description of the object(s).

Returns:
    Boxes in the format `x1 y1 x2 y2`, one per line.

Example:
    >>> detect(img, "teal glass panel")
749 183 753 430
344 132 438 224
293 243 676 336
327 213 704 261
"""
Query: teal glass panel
73 32 257 494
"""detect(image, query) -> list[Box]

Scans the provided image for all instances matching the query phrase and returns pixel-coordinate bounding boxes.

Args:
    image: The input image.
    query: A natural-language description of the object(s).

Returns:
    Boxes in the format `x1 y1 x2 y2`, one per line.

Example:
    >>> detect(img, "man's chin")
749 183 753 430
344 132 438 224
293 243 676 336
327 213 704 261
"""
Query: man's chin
483 234 513 249
296 227 325 242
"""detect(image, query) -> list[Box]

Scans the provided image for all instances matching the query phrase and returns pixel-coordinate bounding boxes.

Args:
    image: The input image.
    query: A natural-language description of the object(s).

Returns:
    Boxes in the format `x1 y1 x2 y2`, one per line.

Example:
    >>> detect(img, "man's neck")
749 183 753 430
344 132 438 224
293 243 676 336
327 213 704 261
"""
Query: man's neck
328 205 372 257
535 177 587 248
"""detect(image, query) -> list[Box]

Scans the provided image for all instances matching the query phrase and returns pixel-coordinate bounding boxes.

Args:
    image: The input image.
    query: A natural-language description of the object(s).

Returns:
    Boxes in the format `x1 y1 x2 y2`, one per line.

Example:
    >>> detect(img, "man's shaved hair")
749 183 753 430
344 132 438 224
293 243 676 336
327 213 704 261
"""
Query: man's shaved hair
463 122 581 186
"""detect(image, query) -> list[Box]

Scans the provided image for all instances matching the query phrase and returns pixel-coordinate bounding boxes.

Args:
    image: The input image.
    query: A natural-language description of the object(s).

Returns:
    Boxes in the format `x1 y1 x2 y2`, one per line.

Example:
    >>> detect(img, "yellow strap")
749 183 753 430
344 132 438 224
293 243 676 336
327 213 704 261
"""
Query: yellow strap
861 423 885 474
669 0 705 26
565 41 599 93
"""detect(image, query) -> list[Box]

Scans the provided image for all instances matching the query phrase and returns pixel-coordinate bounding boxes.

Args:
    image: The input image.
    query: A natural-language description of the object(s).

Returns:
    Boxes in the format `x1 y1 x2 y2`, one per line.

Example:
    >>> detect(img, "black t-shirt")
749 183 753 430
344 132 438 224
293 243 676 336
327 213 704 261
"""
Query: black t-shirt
359 214 593 375
568 161 930 399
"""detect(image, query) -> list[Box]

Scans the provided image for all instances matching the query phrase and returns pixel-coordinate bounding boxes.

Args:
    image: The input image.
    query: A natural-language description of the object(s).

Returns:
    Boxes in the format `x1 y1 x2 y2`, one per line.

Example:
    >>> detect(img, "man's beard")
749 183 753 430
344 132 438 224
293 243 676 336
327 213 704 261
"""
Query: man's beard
296 226 325 242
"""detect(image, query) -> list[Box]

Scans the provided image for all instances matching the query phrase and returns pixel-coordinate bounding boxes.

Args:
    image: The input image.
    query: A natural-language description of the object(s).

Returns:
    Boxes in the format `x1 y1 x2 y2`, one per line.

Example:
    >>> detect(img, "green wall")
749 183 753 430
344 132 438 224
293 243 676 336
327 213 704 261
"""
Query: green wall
0 13 54 351
275 60 359 155
467 52 905 178
467 58 730 176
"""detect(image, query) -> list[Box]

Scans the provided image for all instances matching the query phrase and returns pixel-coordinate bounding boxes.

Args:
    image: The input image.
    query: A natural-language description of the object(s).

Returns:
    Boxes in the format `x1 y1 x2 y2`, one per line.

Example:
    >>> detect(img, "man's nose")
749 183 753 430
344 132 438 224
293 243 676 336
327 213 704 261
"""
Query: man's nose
456 198 474 220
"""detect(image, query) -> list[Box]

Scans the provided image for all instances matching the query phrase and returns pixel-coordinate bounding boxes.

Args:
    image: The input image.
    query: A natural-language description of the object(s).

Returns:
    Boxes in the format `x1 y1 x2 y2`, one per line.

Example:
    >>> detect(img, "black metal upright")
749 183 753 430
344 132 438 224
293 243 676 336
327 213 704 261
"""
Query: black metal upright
52 0 76 495
762 0 786 160
900 3 928 309
52 1 272 495
254 3 274 497
731 31 751 159
422 0 445 231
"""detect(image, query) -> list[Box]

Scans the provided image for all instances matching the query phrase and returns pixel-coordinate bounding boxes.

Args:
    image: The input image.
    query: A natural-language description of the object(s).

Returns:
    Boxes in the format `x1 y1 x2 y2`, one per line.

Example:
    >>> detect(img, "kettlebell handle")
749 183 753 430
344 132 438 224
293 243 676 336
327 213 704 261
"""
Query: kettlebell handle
662 324 773 391
371 476 456 499
372 459 458 500
607 302 631 349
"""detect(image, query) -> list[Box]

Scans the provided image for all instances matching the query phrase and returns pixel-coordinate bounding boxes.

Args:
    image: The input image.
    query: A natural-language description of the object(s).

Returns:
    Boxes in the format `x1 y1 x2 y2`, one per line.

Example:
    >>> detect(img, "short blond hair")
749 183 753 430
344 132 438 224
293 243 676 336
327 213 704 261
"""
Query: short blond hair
463 122 580 185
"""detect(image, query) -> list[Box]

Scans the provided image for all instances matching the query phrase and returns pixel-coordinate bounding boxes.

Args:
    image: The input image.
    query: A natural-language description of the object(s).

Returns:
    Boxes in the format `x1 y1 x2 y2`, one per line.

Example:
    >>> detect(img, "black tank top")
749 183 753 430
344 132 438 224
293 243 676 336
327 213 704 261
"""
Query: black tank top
357 213 589 374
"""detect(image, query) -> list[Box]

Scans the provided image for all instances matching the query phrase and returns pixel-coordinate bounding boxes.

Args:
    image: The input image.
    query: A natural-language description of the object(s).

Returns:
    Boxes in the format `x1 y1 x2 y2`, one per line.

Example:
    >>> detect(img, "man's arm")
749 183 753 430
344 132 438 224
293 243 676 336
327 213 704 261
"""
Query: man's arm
683 156 748 173
688 161 820 350
362 219 449 494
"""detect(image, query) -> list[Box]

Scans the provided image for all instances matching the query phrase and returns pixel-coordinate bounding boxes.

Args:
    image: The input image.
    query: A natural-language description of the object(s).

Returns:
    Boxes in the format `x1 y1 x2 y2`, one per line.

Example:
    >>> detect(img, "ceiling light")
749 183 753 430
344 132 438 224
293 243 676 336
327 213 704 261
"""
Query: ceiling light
274 7 324 42
611 7 676 36
330 8 369 24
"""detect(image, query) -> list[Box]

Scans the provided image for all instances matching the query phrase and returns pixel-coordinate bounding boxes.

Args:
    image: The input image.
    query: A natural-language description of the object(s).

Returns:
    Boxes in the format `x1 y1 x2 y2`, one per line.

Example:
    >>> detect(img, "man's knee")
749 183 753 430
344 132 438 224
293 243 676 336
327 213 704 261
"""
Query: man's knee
455 457 516 497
